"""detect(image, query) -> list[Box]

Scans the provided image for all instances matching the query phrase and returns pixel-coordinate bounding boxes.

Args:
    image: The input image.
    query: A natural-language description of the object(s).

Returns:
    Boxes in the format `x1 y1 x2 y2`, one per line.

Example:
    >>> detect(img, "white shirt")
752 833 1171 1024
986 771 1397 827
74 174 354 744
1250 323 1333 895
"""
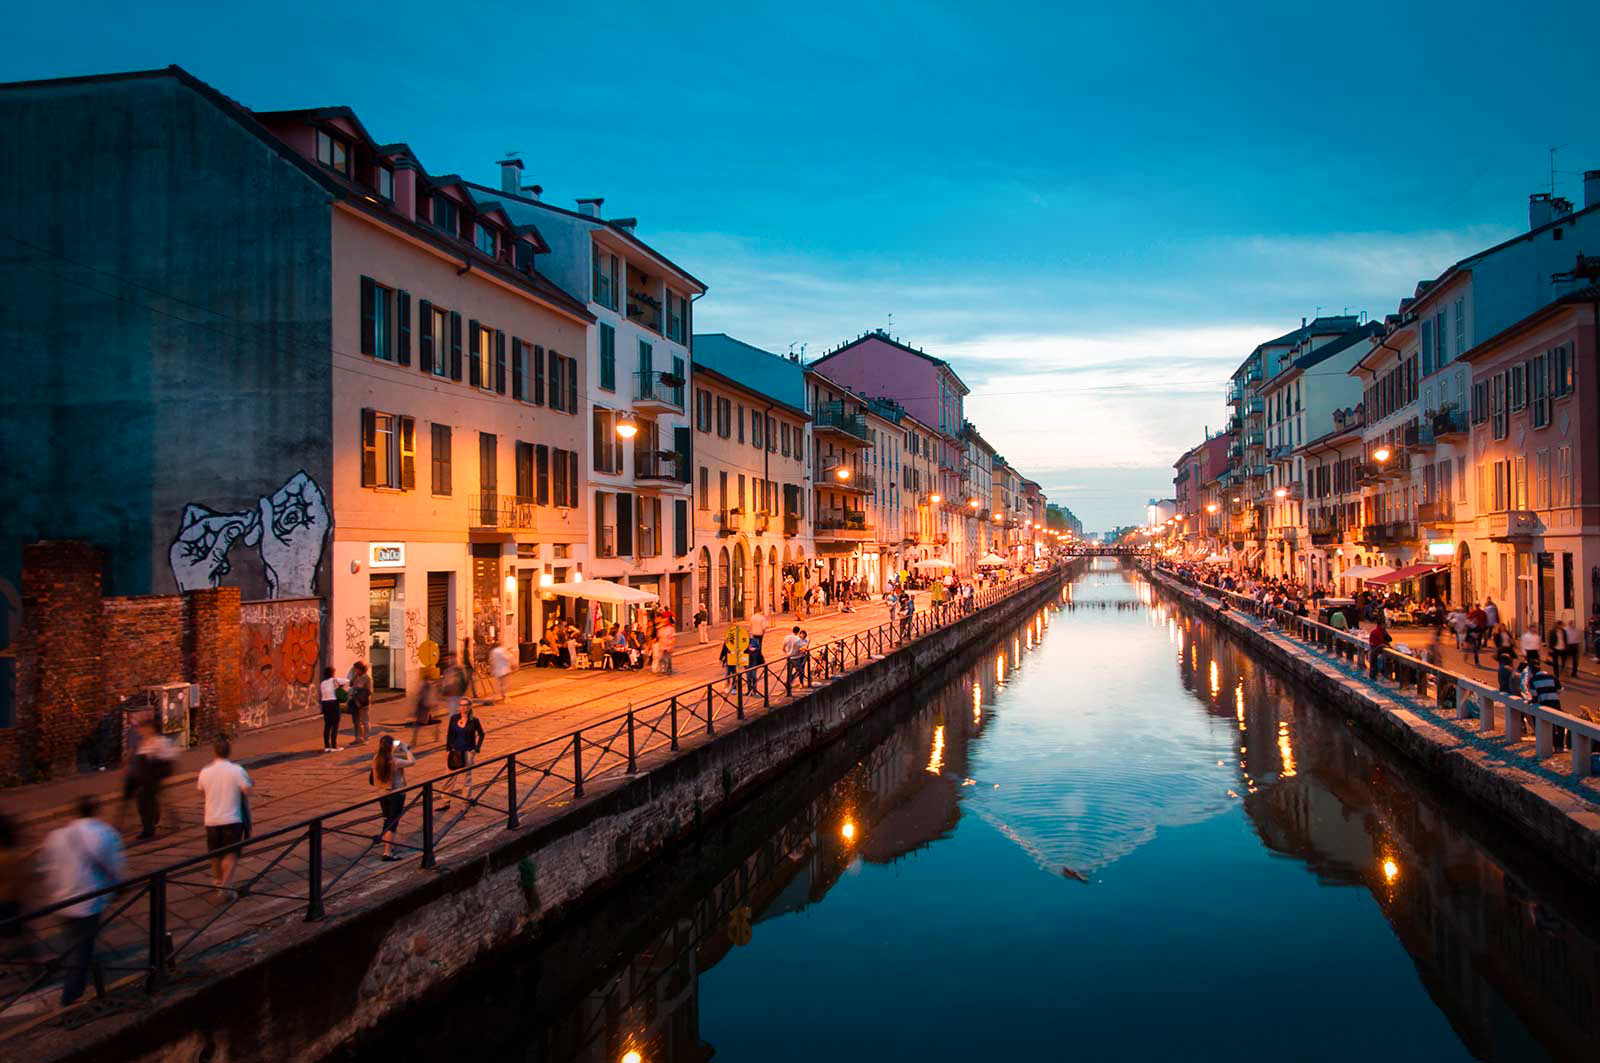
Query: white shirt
1520 631 1542 653
319 676 346 701
197 758 253 826
489 644 513 678
42 818 126 917
749 612 768 638
781 633 803 658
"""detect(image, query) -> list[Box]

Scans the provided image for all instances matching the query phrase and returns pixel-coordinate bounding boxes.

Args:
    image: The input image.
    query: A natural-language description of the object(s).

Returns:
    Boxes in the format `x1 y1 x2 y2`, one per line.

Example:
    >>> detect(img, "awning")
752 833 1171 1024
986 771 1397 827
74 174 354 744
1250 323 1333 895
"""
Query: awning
977 553 1008 567
913 558 954 570
1341 565 1395 581
1203 553 1229 563
545 578 658 605
1365 562 1446 587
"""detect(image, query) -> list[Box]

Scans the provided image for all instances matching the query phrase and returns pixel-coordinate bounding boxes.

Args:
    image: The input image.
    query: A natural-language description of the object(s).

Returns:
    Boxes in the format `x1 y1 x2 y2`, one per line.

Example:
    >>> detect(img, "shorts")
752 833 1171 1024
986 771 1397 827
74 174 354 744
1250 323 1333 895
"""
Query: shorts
379 792 406 832
205 823 245 852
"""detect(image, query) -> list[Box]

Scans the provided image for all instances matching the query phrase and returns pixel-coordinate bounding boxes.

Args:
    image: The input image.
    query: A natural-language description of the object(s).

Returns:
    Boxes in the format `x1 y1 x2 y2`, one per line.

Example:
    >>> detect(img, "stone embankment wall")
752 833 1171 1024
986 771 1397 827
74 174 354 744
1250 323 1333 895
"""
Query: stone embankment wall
1145 566 1600 885
37 566 1074 1063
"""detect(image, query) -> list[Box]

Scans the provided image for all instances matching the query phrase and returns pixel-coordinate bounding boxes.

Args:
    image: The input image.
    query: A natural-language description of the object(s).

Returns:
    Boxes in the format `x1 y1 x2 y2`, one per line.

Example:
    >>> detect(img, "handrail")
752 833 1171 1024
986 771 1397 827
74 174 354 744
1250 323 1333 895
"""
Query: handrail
0 562 1073 1018
1144 562 1600 781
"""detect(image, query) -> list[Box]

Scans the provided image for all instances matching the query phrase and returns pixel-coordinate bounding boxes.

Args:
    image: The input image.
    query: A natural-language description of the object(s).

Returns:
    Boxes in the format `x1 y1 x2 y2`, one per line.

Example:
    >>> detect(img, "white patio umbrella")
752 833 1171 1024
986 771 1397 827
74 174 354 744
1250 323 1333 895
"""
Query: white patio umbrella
976 553 1008 567
1203 552 1229 563
913 558 954 570
545 578 659 605
1341 565 1394 581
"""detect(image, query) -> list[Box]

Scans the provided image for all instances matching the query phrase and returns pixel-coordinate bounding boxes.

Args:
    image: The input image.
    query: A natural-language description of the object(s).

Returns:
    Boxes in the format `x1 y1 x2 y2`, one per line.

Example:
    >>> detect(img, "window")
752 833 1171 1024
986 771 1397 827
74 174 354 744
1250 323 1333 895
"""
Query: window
1471 380 1487 424
699 465 710 510
1533 449 1550 509
781 423 791 457
360 277 394 361
516 441 534 502
752 410 763 450
1455 297 1466 354
471 323 495 391
665 291 687 343
1556 445 1573 507
375 165 394 200
430 195 459 236
315 130 350 176
361 409 415 490
736 403 744 443
593 409 621 473
551 449 579 508
593 247 619 310
1434 311 1447 365
695 388 712 432
1550 343 1573 398
479 432 498 494
716 397 732 438
1529 353 1549 428
599 323 616 391
430 423 452 495
535 445 550 504
475 223 497 257
1420 319 1433 376
1490 373 1507 439
549 353 565 412
675 498 689 556
719 470 728 512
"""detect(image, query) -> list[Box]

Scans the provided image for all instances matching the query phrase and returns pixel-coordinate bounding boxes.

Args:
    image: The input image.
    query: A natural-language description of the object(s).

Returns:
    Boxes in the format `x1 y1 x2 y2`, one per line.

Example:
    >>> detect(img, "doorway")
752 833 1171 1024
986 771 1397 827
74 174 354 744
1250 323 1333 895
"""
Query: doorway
369 574 399 691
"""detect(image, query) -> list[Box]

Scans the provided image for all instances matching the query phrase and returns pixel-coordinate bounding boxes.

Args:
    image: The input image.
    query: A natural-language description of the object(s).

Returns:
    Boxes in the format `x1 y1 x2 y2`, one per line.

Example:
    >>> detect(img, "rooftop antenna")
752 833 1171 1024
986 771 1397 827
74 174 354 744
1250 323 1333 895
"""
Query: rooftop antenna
886 312 894 334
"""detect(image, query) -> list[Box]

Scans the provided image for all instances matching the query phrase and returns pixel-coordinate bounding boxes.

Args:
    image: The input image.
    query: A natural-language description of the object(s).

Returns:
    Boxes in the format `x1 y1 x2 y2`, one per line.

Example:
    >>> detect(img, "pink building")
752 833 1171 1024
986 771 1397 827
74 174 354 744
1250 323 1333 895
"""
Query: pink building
1462 284 1600 633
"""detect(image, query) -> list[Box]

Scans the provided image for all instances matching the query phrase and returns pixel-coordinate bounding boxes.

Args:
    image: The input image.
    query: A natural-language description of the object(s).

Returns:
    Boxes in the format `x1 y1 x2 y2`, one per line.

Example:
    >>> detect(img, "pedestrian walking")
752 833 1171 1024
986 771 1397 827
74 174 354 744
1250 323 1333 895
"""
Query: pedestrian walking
900 590 916 640
40 796 125 1005
411 674 442 748
745 621 766 695
656 611 677 675
1520 623 1542 666
369 735 416 861
694 605 709 644
197 738 252 897
347 660 372 744
318 666 348 752
439 653 467 717
1562 615 1582 677
126 720 177 839
1484 597 1500 628
440 703 485 810
781 625 807 689
488 642 513 703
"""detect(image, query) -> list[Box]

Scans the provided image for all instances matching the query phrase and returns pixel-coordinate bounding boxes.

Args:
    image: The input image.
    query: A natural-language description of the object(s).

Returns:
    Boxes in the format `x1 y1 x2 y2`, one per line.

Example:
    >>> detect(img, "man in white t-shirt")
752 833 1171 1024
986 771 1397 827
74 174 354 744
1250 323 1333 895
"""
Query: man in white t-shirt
781 625 808 688
197 738 253 895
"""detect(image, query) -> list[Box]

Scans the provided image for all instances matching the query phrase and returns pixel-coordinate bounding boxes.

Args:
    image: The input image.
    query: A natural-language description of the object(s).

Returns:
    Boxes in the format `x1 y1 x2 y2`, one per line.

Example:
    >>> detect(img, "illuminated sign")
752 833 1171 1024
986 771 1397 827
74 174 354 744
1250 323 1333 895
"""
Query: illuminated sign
369 542 406 568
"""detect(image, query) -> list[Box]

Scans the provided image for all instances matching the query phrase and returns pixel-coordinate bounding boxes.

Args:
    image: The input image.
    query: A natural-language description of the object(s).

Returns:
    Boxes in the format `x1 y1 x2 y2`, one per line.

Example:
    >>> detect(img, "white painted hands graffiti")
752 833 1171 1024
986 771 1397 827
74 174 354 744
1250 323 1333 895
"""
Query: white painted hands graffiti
256 472 330 598
168 471 330 599
169 506 261 592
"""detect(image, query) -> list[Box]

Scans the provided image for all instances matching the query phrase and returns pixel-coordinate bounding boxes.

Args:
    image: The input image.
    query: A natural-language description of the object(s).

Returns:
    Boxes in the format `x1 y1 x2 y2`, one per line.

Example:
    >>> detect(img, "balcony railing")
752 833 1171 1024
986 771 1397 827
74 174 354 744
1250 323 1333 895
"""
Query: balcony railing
1403 423 1436 451
1362 521 1418 545
1242 397 1264 416
1246 430 1265 447
470 493 538 530
634 448 683 482
1487 510 1540 541
1417 500 1454 525
815 512 872 539
1433 405 1469 440
1309 521 1343 545
813 402 870 443
822 467 873 492
633 369 685 411
1267 443 1291 460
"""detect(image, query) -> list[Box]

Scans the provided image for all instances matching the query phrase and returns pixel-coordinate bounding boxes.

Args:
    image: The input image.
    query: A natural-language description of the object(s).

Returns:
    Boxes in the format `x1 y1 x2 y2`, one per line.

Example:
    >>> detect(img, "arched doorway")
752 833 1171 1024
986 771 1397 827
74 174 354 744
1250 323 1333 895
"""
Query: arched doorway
1458 542 1473 606
717 547 730 622
697 547 711 618
752 547 764 612
732 542 747 620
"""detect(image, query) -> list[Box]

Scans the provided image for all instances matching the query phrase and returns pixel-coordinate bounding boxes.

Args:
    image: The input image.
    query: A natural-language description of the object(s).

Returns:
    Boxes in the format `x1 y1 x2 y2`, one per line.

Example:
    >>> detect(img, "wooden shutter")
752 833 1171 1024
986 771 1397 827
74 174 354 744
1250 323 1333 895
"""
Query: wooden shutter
419 300 434 373
511 338 524 400
360 276 376 355
616 493 633 556
533 344 546 405
396 290 412 366
548 350 562 411
469 320 482 388
566 448 578 509
674 425 692 483
536 444 550 505
674 498 688 556
399 416 416 490
360 408 377 486
566 356 577 414
449 312 463 381
516 441 533 500
495 330 507 394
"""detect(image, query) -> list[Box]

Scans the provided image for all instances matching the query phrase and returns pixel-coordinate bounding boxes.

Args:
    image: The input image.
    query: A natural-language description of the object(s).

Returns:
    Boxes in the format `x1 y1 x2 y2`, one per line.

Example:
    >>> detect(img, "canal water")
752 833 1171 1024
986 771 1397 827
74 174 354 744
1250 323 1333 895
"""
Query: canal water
348 559 1597 1063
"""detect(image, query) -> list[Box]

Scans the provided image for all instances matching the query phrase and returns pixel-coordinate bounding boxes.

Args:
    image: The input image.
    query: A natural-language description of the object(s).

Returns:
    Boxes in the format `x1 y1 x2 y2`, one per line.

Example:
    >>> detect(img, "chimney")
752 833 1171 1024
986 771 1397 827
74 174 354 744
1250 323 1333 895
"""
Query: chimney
1586 170 1600 211
521 183 543 202
610 217 638 233
1530 192 1554 230
576 197 604 218
498 156 523 195
1553 196 1574 219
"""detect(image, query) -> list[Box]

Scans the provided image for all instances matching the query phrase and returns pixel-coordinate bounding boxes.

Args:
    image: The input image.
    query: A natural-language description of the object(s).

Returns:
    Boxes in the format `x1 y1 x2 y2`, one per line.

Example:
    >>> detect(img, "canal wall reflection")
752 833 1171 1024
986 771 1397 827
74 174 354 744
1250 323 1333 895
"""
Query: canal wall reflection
1148 572 1600 1063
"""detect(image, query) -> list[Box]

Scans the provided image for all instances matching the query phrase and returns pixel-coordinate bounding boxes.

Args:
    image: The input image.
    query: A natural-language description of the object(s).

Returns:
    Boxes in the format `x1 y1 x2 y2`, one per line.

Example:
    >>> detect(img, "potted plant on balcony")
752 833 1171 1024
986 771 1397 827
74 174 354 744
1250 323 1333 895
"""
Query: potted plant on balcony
657 370 684 388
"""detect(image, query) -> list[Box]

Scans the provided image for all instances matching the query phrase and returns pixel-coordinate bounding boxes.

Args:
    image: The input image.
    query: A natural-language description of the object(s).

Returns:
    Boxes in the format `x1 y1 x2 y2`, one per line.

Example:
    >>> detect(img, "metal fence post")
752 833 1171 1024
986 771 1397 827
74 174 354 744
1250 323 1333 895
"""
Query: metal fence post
507 754 520 829
572 733 585 797
146 870 168 990
306 818 325 921
706 683 716 735
627 706 638 773
762 666 770 710
671 695 680 750
736 671 745 719
421 782 436 869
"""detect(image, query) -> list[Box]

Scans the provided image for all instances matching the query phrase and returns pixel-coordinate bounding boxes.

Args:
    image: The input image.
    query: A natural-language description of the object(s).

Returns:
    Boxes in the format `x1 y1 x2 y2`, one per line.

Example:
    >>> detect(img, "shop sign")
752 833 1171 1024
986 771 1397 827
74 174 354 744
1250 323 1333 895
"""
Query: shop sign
369 542 406 569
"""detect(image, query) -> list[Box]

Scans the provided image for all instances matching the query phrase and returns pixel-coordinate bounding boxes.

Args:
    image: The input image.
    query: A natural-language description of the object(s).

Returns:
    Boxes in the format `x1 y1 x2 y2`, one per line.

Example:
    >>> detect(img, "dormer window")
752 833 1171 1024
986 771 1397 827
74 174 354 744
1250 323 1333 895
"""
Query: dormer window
475 223 497 257
375 164 394 200
430 195 459 236
514 240 535 272
315 130 351 177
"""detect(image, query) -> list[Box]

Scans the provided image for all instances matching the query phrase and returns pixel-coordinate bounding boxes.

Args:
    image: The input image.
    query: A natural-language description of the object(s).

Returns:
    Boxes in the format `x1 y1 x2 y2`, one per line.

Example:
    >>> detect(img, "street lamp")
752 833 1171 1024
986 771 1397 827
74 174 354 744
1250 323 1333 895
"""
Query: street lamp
968 498 980 509
929 493 942 504
834 466 851 481
1273 487 1287 499
615 412 638 439
1372 445 1391 464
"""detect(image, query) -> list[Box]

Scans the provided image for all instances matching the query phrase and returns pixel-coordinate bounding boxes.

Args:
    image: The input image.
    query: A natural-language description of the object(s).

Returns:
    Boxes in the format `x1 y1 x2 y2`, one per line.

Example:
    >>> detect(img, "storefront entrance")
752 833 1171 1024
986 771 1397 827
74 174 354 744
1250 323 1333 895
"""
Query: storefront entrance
470 544 502 673
369 574 400 691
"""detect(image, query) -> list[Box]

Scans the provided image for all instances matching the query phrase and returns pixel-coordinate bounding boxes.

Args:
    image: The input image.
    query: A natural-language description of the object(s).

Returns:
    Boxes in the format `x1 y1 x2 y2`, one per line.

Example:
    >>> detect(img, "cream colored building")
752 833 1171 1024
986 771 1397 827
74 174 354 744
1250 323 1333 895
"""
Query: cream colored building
806 368 874 589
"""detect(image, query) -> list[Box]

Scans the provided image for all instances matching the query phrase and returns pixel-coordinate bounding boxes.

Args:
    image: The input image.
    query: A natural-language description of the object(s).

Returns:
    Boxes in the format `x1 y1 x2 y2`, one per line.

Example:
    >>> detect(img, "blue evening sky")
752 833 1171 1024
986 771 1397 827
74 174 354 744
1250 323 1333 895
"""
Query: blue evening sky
10 1 1598 530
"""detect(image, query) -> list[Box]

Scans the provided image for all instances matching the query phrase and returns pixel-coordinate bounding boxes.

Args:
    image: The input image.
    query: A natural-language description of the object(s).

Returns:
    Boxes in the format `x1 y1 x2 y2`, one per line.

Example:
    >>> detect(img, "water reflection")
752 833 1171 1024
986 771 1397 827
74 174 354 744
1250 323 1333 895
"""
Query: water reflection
346 563 1597 1063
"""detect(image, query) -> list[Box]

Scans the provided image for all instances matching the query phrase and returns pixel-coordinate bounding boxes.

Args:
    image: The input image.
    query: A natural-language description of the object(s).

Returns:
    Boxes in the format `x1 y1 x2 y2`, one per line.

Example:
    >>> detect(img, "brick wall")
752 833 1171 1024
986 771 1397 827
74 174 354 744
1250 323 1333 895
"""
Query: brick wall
5 541 244 785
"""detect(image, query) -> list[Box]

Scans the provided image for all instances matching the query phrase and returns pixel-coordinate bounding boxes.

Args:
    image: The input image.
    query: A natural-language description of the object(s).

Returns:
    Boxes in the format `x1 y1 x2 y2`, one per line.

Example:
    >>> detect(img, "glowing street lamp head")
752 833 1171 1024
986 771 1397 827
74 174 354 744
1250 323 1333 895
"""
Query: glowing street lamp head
968 498 980 509
841 820 857 841
929 493 942 503
1206 503 1218 513
834 466 851 481
1372 445 1392 463
615 412 639 439
1273 487 1287 499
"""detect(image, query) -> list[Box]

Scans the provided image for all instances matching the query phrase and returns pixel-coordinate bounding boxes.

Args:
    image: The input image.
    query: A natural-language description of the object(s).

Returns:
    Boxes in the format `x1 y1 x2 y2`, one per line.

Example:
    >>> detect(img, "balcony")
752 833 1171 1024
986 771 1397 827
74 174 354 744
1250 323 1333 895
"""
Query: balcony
822 466 873 493
717 508 742 536
1402 423 1436 452
1242 397 1264 416
1433 405 1469 441
1309 520 1343 545
815 512 873 540
1267 443 1292 461
469 493 538 531
813 402 870 443
1244 363 1263 384
633 448 683 483
1226 415 1243 434
632 369 685 413
1487 510 1540 541
1249 465 1271 479
1246 430 1265 447
1362 521 1418 546
1417 500 1455 525
783 513 800 537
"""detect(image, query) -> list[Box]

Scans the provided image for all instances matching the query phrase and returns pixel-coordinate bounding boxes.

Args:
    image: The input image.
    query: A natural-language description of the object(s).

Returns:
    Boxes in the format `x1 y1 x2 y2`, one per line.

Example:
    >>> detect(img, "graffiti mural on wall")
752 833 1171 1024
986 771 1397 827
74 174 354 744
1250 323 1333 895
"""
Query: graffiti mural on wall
169 471 330 598
239 599 323 728
344 615 367 662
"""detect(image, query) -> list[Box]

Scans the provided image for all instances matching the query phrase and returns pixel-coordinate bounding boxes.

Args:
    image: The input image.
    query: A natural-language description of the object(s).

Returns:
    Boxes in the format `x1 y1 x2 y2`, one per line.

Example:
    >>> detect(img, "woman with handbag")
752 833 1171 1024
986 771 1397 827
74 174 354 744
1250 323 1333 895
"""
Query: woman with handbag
369 735 415 862
440 704 485 811
318 667 349 752
346 661 372 744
